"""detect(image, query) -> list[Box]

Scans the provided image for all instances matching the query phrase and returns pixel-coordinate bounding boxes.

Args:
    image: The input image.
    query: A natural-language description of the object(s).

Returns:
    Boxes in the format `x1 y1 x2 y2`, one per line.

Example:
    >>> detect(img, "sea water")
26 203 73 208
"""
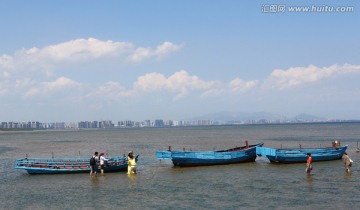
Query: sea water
1 123 359 209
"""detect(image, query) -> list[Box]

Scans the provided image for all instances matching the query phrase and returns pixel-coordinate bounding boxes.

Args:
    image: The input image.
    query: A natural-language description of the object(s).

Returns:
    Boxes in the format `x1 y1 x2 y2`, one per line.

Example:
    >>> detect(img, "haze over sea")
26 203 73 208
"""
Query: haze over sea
1 122 359 209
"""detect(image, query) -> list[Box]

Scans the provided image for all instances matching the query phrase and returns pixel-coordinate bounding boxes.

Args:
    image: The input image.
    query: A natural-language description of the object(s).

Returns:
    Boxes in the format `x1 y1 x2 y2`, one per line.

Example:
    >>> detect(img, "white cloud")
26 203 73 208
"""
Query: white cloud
133 70 219 100
130 47 152 63
24 76 81 98
0 55 14 70
155 41 182 58
129 41 182 62
43 76 81 90
1 78 37 96
87 81 132 100
2 38 132 67
84 71 258 103
264 64 360 89
0 38 181 77
39 38 133 62
229 78 258 92
0 38 133 78
133 72 168 91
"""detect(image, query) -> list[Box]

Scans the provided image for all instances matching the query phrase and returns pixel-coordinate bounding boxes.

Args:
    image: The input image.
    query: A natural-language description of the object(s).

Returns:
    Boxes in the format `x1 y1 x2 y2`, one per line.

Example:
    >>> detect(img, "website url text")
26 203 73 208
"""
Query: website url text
262 5 354 13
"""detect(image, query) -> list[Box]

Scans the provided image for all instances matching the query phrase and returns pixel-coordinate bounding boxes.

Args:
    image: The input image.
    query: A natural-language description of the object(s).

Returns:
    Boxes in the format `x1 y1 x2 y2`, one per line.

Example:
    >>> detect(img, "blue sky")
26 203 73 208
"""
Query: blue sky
1 0 359 122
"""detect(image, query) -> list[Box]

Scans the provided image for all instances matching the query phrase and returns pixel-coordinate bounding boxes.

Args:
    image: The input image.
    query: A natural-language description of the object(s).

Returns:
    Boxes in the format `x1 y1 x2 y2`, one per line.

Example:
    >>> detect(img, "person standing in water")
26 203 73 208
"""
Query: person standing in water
90 152 99 177
127 151 137 175
99 152 109 175
343 152 351 174
306 153 313 175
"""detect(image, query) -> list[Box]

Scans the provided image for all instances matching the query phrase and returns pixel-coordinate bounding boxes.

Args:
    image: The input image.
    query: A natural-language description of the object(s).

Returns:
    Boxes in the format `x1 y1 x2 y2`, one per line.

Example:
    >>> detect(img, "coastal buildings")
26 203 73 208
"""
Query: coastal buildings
0 118 349 130
0 121 75 129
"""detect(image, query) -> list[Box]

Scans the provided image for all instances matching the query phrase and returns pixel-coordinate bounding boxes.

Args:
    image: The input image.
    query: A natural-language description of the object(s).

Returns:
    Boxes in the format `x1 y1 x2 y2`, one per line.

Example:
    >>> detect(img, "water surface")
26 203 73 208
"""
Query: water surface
1 123 359 209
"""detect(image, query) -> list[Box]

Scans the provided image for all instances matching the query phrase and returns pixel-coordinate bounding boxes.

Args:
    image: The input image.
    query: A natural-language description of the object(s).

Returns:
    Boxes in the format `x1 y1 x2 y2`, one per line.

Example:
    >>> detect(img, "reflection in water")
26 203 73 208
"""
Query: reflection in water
345 171 352 178
306 174 313 186
127 174 138 189
127 174 137 179
90 176 100 187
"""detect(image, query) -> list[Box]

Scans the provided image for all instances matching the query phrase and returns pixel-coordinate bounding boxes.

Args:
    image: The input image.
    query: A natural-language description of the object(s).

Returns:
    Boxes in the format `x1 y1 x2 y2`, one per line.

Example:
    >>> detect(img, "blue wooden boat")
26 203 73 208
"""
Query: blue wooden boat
256 143 348 163
15 156 134 174
156 142 264 167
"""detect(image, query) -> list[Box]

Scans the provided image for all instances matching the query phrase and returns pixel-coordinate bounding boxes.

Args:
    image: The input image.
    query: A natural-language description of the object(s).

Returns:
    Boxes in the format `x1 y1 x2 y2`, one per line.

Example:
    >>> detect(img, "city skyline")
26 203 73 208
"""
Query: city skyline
1 1 360 122
2 113 357 130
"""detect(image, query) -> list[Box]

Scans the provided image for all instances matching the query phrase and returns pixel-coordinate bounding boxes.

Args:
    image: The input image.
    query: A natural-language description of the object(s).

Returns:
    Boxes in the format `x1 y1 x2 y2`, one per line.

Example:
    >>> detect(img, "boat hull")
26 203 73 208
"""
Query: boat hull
157 143 263 167
24 165 127 175
15 156 129 174
171 150 257 167
256 145 348 163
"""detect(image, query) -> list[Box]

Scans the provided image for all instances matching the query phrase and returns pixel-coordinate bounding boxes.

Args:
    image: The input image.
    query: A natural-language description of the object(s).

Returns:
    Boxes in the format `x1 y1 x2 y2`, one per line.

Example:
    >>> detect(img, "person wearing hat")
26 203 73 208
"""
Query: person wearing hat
127 151 137 175
99 152 109 175
306 153 313 175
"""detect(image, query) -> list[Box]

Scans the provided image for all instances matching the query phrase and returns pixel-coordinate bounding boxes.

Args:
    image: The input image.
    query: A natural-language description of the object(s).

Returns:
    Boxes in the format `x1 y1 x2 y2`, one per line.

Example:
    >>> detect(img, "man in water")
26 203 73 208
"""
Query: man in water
306 153 313 175
90 152 99 177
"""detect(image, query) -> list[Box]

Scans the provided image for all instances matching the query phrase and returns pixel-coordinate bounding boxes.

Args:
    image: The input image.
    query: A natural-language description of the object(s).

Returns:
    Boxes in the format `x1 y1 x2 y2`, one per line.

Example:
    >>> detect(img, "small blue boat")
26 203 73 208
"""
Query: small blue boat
156 142 264 167
256 143 348 163
15 156 131 174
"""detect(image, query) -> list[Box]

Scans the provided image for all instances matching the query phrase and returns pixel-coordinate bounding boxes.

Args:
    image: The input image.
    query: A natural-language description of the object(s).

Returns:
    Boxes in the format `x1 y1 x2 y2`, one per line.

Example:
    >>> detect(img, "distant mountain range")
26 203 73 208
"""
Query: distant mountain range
292 113 326 121
185 112 326 121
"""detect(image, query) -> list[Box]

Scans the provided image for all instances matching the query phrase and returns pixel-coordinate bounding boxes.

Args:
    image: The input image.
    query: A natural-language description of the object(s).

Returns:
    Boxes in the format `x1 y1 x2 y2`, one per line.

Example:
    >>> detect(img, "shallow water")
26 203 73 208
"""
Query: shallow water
1 123 359 209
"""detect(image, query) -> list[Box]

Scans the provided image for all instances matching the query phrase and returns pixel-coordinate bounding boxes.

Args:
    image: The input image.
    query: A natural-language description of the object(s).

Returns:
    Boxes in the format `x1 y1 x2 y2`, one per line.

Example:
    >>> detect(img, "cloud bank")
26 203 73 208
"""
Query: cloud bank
1 38 360 120
5 63 358 102
0 38 182 77
264 64 360 89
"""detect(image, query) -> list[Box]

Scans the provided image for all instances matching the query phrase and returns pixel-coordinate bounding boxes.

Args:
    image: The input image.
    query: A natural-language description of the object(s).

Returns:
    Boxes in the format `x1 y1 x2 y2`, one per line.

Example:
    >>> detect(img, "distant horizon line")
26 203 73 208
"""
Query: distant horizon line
2 119 360 123
1 119 360 131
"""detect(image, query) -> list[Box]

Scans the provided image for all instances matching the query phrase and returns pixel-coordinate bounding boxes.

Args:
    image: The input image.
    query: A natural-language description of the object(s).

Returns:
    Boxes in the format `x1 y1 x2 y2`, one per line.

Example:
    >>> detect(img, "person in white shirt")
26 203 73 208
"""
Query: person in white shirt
99 152 109 175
